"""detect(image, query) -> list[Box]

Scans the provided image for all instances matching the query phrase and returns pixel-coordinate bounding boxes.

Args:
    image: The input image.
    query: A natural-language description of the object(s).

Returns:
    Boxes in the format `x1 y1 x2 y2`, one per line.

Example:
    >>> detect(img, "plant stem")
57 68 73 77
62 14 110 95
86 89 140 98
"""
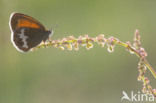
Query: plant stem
144 59 156 79
115 40 156 79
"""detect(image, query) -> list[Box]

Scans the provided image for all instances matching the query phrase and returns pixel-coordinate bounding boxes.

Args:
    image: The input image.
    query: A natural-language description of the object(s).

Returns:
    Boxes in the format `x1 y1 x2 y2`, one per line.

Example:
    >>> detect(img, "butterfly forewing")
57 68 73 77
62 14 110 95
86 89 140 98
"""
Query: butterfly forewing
10 13 45 31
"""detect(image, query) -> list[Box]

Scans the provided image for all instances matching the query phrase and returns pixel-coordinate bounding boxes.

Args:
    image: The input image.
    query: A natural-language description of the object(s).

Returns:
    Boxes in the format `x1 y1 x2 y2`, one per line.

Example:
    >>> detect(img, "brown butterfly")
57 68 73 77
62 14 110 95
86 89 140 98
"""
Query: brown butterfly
9 12 52 52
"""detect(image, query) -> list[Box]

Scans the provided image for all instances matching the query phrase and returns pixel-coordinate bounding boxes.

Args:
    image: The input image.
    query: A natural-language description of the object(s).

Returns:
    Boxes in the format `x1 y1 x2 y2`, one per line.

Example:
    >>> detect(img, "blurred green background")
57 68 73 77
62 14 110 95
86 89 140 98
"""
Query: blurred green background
0 0 156 103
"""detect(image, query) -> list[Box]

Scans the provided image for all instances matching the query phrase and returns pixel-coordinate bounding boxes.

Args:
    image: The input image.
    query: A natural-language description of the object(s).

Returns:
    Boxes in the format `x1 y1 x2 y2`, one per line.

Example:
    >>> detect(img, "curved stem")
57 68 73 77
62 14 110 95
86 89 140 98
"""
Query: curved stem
144 59 156 79
115 40 156 79
38 35 156 80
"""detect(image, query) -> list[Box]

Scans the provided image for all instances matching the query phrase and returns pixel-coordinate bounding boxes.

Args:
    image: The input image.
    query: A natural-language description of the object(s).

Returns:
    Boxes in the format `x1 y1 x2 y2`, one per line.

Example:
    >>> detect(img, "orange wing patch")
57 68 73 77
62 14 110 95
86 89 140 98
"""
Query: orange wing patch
17 19 40 29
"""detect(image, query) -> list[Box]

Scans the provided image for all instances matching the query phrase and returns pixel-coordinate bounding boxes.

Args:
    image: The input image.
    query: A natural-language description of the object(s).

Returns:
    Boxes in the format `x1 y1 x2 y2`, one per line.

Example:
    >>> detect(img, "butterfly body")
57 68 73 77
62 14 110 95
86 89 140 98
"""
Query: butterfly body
9 12 51 52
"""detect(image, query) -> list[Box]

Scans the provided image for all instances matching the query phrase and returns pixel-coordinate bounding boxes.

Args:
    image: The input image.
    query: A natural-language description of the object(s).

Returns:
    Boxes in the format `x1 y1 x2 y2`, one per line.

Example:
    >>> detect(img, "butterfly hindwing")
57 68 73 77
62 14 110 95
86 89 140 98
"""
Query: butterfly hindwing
13 27 50 52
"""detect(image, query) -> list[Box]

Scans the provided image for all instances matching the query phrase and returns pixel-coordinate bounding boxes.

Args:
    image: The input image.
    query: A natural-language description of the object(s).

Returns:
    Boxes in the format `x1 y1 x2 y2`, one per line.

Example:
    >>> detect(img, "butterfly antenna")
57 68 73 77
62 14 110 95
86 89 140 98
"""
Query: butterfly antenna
50 23 59 36
48 23 59 42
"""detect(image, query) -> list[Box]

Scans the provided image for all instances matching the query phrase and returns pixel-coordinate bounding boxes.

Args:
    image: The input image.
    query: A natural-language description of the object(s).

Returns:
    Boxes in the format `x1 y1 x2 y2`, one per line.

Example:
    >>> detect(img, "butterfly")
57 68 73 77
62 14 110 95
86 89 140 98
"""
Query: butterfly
9 12 52 52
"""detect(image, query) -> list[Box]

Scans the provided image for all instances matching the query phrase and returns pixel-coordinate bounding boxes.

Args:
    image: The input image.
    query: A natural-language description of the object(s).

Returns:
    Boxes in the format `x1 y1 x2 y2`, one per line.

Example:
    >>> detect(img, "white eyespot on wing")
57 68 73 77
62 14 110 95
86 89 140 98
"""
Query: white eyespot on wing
18 28 29 48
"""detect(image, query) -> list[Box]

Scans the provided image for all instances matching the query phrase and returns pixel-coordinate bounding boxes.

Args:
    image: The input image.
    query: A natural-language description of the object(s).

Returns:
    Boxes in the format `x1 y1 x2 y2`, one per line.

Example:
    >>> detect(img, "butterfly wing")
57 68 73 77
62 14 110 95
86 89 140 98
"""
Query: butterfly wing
9 12 46 32
9 13 51 52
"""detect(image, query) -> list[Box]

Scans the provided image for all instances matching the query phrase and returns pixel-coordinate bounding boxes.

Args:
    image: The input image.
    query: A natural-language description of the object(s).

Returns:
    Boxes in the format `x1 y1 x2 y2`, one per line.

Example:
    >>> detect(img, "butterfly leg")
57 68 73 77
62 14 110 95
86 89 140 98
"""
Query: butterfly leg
48 37 52 42
47 37 52 45
42 41 47 48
